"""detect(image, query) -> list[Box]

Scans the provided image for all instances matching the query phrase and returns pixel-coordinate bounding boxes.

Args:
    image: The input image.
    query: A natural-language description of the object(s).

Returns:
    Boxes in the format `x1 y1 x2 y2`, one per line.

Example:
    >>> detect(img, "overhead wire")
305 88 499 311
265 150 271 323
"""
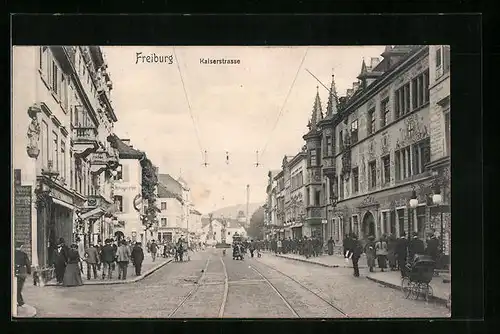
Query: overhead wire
259 47 309 160
173 47 205 162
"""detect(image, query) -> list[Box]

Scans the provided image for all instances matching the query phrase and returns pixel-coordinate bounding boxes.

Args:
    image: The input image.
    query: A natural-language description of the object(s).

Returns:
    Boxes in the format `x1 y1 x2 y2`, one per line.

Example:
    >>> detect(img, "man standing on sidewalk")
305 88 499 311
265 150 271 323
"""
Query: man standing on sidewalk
76 237 86 275
116 240 131 280
150 240 158 262
395 233 408 277
350 235 363 277
15 241 31 307
131 242 145 276
85 244 100 280
101 239 115 280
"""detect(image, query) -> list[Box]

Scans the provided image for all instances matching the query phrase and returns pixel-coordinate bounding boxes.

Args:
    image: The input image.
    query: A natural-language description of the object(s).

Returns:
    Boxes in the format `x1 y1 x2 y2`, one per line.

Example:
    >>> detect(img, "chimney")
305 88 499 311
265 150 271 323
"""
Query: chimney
346 89 354 97
121 139 130 146
353 82 360 91
371 57 381 69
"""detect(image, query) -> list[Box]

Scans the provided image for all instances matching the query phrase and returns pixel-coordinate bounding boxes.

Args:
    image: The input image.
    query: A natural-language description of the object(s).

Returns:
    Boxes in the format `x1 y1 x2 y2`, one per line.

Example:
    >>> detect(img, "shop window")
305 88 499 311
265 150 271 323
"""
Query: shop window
417 206 426 240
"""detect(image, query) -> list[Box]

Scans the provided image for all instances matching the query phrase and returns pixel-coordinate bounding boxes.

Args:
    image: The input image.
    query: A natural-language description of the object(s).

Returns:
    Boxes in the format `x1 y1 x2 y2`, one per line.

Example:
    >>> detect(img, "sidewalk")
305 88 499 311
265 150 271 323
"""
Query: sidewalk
366 270 451 304
270 251 367 269
45 255 172 286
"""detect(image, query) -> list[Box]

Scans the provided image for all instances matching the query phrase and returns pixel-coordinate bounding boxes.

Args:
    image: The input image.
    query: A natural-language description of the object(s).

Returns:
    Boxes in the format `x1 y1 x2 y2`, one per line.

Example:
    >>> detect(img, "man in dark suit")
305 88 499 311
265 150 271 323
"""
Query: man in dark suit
395 233 408 278
408 232 425 261
53 238 68 284
15 241 31 307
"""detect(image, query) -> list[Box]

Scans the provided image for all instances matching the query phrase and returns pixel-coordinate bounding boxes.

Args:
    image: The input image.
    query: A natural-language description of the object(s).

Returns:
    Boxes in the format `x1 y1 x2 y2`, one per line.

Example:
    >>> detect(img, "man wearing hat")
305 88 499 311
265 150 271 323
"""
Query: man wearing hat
15 241 31 307
350 235 363 277
53 238 69 284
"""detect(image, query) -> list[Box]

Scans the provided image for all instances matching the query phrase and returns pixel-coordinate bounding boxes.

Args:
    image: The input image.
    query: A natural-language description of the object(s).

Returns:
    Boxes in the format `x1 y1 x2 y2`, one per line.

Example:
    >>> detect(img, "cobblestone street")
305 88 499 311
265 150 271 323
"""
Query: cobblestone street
21 249 449 318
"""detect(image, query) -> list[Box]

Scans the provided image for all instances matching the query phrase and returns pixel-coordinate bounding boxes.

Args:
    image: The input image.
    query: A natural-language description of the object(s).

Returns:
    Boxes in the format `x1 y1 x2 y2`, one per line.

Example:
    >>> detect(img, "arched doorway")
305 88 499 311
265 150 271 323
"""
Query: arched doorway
362 211 376 240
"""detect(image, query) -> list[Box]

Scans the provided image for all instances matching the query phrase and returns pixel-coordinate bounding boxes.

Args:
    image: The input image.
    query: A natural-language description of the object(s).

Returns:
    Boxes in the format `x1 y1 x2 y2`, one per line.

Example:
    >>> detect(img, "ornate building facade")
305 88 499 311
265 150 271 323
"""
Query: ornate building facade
13 46 119 271
266 45 451 250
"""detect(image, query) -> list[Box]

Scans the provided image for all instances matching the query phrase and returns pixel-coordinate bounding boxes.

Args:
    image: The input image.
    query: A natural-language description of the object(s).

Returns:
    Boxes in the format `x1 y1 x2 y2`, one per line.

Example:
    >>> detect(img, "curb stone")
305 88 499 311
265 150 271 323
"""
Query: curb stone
45 259 172 286
365 275 448 305
274 254 367 269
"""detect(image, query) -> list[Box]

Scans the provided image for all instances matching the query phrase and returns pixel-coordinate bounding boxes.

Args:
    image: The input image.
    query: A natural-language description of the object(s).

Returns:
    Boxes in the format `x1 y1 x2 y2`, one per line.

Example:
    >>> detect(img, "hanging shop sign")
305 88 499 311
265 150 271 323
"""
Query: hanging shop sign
133 194 143 212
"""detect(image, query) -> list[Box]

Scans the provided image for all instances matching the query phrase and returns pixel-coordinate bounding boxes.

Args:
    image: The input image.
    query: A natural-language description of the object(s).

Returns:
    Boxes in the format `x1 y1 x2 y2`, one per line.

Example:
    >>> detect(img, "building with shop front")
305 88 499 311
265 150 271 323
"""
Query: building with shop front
264 170 279 240
283 151 308 239
306 45 441 248
107 137 146 244
156 179 185 243
12 46 119 272
427 45 451 260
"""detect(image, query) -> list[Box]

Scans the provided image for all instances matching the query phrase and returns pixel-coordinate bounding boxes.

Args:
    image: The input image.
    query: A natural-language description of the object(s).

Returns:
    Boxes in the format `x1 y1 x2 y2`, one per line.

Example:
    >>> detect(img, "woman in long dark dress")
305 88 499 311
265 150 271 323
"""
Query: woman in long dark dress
63 244 83 287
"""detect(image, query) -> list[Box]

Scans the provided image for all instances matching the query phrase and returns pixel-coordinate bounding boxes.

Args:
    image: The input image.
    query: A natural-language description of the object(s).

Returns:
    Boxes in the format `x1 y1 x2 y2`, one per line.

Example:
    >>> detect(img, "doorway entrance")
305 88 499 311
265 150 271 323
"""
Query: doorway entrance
361 211 376 240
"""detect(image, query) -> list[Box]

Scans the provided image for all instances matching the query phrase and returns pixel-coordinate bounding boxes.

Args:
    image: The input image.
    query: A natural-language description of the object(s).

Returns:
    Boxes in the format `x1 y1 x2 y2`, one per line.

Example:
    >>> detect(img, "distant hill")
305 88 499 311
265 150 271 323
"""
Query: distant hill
204 202 264 220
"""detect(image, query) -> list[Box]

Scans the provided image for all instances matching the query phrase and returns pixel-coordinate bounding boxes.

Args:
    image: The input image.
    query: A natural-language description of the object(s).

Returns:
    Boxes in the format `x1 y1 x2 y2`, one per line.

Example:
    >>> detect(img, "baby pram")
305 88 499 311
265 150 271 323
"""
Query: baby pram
401 254 436 301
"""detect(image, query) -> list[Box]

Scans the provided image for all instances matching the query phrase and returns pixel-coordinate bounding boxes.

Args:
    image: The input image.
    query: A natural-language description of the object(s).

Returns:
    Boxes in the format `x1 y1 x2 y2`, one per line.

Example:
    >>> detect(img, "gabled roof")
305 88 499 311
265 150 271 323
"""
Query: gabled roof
157 182 183 203
158 174 183 196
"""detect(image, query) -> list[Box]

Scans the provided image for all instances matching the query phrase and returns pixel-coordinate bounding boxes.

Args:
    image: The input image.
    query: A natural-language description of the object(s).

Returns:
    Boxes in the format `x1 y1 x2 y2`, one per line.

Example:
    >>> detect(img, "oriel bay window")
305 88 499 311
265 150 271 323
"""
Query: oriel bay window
326 136 333 156
310 149 318 167
411 70 430 110
351 119 359 144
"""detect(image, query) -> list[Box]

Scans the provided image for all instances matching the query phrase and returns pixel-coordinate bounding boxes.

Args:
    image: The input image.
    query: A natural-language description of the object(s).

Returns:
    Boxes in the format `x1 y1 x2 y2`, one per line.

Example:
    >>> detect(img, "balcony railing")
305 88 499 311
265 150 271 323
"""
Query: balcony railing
306 206 324 219
73 127 98 142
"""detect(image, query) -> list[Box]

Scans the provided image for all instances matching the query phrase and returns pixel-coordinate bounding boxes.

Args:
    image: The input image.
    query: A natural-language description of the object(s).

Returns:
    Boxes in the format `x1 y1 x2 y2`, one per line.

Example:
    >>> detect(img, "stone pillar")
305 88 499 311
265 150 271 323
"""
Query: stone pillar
395 210 400 238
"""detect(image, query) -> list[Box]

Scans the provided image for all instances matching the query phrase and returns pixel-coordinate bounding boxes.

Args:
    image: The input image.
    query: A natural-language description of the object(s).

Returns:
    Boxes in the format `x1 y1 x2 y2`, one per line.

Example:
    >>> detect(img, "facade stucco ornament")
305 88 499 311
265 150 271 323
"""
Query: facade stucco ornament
26 104 42 159
396 114 429 149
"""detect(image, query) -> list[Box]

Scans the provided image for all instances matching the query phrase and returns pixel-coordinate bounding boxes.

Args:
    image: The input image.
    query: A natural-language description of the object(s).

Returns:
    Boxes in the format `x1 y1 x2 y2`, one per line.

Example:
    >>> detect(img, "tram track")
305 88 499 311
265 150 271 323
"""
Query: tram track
251 260 349 318
167 256 212 318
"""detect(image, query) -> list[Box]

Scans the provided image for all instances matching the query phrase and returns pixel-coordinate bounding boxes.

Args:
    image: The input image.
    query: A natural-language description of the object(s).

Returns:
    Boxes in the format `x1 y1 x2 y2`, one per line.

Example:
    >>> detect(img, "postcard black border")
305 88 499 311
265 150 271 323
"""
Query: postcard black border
9 13 485 332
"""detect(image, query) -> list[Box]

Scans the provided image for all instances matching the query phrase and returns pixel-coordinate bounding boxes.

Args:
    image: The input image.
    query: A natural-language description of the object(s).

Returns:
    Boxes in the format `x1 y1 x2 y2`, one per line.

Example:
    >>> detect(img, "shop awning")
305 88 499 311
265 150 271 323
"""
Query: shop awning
80 207 105 220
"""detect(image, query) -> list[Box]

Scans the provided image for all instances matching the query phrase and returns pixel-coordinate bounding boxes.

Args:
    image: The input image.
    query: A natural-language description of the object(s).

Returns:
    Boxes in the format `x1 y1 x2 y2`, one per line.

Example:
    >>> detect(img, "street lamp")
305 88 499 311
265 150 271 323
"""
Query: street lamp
409 187 419 235
432 186 444 255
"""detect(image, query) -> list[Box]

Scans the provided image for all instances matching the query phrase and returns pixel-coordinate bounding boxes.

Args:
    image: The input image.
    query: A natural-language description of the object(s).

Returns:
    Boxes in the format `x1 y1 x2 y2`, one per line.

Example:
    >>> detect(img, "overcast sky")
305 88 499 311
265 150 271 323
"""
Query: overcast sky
101 46 385 214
